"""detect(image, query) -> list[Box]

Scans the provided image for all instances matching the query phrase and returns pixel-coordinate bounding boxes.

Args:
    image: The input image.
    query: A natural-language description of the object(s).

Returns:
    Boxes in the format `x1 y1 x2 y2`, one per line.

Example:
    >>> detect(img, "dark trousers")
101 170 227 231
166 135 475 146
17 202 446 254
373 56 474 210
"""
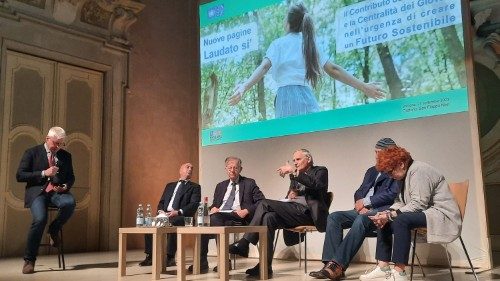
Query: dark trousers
144 216 185 257
376 212 427 265
322 209 377 268
243 199 314 267
25 192 76 262
199 212 247 262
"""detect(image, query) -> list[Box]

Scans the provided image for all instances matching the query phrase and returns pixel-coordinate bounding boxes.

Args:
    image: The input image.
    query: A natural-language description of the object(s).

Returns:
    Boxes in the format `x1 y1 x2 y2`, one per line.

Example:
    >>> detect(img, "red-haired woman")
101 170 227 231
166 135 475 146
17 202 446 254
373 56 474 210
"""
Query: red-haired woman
359 147 461 281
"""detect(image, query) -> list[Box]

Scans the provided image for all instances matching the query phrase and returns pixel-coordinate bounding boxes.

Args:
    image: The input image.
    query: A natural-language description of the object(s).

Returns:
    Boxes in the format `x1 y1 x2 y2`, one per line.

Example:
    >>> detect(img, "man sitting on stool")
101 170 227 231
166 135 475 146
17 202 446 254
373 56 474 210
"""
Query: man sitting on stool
17 126 76 274
139 163 200 267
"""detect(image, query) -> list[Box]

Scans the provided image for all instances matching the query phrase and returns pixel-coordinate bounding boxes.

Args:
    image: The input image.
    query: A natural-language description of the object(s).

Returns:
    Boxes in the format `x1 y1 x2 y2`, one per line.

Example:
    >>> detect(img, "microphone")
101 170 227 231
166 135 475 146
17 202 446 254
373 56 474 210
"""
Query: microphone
51 157 62 186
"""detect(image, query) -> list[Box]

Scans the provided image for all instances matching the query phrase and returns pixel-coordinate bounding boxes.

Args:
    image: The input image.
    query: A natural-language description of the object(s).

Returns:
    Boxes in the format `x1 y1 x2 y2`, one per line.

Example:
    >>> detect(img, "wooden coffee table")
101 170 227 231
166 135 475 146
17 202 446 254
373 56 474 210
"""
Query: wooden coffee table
118 227 177 280
176 225 268 281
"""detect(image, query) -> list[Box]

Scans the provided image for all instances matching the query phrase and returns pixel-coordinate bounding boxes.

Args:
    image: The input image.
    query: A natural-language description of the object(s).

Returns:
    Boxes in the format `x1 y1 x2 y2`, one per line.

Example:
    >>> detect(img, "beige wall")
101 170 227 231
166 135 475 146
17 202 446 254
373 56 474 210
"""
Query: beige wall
201 112 491 268
123 0 200 248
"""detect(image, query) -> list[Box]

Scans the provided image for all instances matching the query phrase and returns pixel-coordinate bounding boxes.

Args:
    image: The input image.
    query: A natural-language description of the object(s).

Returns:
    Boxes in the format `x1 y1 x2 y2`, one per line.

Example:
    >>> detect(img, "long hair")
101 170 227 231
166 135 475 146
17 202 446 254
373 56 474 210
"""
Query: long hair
287 3 321 88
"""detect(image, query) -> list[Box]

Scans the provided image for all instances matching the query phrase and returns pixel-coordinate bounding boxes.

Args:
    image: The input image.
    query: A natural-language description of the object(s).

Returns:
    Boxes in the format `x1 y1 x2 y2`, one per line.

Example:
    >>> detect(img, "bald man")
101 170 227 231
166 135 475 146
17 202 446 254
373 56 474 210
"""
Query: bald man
139 163 201 267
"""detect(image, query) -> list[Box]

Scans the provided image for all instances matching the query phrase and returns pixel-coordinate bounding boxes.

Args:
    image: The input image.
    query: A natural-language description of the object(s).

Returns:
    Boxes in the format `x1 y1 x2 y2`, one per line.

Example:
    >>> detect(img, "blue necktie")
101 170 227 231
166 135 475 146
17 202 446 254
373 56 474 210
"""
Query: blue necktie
222 182 236 210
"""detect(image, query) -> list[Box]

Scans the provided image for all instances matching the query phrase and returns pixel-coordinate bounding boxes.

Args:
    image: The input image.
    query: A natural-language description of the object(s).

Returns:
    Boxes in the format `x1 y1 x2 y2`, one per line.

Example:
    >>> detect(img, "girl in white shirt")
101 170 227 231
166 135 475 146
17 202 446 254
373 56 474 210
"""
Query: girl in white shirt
229 3 384 118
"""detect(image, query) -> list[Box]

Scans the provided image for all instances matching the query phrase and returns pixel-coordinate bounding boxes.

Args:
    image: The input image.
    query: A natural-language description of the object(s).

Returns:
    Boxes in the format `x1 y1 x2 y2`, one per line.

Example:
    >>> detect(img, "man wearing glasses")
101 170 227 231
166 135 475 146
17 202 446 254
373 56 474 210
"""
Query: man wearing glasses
17 126 76 274
189 156 265 273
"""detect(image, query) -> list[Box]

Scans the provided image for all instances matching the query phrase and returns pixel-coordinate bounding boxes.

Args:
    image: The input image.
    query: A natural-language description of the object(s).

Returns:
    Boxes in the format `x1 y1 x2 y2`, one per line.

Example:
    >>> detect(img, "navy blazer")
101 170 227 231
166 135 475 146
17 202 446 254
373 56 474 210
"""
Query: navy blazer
353 166 400 211
157 181 201 217
211 176 265 221
17 144 75 208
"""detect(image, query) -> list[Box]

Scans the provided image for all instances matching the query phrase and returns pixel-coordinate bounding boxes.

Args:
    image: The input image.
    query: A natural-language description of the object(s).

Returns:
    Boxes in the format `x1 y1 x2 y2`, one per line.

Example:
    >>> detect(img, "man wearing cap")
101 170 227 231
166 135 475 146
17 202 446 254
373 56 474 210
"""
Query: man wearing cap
309 138 400 280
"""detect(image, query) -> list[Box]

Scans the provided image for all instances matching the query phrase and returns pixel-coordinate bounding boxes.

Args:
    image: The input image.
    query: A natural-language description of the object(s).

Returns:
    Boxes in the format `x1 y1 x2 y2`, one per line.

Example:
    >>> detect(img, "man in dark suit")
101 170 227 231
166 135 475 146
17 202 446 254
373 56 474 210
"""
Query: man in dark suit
17 126 76 274
310 138 400 280
139 162 201 267
189 156 265 273
229 149 329 276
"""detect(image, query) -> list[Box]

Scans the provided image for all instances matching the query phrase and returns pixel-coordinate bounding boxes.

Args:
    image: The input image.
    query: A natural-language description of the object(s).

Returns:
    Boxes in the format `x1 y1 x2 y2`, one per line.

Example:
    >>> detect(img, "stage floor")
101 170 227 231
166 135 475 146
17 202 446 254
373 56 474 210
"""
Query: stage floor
1 250 497 280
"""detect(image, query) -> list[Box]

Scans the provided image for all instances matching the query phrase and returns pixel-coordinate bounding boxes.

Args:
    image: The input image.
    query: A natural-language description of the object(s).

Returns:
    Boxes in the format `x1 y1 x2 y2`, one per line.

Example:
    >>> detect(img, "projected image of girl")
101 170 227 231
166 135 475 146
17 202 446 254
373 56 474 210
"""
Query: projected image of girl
228 3 384 118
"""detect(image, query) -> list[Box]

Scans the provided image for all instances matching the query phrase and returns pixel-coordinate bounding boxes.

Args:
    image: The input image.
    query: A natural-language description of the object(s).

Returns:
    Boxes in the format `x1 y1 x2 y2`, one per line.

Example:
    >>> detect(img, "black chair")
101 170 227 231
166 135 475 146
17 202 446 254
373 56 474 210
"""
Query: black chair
39 206 65 270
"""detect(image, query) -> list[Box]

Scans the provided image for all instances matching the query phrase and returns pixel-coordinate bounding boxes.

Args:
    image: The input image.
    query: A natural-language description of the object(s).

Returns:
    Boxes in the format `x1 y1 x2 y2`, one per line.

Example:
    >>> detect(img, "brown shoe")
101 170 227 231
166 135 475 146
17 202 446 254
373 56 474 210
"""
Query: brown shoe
22 260 35 274
320 260 343 281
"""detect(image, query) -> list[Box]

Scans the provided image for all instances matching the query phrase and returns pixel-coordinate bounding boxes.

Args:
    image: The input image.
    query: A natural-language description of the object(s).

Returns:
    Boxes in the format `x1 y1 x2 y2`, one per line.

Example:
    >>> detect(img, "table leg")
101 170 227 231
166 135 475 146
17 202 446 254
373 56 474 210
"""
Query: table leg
152 232 161 280
118 233 127 277
161 232 166 273
177 233 186 281
193 234 201 274
219 233 229 280
259 230 269 280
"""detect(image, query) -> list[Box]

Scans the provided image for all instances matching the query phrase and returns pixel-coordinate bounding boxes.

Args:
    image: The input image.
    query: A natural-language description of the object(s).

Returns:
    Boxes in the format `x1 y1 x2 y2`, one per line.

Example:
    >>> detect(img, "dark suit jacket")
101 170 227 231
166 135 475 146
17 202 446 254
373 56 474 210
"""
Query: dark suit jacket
284 165 328 246
211 175 265 222
353 166 400 211
157 180 201 217
16 144 75 208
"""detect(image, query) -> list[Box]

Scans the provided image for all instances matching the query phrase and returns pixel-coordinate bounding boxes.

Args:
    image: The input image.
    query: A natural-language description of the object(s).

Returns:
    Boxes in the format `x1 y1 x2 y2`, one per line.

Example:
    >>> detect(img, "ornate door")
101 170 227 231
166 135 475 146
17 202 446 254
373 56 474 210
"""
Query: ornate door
0 50 103 255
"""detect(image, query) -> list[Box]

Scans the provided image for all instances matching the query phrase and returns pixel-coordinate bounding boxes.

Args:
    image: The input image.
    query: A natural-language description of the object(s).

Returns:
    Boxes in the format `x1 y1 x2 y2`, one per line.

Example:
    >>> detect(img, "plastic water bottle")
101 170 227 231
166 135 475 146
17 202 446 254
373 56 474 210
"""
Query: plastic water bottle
203 196 210 226
136 204 144 227
145 203 153 227
196 201 204 226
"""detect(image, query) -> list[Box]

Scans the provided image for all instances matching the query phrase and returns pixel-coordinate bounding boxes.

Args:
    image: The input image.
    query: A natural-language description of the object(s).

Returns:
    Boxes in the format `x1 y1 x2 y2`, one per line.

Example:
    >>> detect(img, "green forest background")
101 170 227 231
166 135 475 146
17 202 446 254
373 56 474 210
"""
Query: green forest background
200 0 466 129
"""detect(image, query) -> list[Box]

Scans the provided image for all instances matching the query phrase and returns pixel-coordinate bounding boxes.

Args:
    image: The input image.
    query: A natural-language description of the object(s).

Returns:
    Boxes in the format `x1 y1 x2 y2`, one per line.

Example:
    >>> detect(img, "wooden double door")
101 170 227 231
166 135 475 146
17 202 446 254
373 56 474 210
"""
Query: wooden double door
0 50 103 256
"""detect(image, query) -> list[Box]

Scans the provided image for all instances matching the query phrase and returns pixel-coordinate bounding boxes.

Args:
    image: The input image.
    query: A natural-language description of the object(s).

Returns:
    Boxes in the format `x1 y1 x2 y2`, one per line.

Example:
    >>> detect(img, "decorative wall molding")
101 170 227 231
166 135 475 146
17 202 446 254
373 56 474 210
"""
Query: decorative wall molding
1 0 145 47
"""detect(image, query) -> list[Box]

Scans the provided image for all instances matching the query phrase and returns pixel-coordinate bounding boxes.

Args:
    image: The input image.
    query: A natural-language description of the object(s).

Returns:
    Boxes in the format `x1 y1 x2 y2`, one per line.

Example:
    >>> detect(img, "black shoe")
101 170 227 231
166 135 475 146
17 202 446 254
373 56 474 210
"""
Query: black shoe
213 260 232 272
309 269 327 279
166 257 176 267
139 254 152 266
245 263 273 276
228 241 249 258
49 232 60 248
187 260 209 273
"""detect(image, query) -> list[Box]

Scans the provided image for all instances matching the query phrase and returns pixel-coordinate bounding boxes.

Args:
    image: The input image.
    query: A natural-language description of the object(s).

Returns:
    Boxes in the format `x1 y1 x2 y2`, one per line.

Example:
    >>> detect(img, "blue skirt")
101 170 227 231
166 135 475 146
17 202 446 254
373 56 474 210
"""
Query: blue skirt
275 85 320 118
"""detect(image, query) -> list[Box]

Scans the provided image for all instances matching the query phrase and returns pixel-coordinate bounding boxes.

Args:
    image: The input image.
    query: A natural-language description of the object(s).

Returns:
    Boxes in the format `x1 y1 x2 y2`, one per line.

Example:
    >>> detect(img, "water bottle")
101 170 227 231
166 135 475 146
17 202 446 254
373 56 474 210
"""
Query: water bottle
145 203 153 227
136 204 144 227
203 196 210 226
196 201 204 226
